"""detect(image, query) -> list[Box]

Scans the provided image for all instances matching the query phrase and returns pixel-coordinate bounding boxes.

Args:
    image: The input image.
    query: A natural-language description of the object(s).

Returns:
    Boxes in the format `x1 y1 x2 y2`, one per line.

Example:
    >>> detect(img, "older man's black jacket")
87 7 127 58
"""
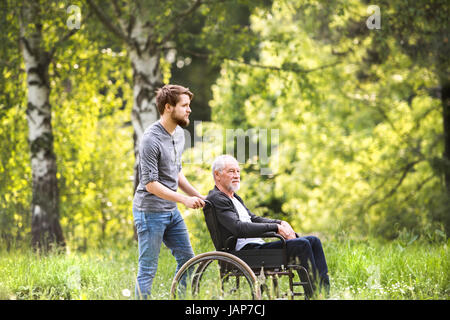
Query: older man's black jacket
206 186 281 250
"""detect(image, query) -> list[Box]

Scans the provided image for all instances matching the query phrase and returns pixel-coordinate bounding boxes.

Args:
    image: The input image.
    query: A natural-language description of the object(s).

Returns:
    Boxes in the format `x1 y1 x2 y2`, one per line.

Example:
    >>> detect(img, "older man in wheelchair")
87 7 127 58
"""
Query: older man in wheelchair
205 155 330 298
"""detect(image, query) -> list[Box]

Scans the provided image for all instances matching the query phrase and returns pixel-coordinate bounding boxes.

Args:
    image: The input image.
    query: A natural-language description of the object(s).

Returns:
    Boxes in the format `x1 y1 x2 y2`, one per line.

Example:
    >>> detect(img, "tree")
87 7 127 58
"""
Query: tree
322 0 450 234
202 0 447 238
371 0 450 231
18 1 68 249
14 0 87 250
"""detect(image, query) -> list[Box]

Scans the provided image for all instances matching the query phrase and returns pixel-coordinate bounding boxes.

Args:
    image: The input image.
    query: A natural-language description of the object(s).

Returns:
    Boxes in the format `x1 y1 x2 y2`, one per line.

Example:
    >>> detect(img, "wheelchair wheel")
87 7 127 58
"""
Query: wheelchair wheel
170 251 261 300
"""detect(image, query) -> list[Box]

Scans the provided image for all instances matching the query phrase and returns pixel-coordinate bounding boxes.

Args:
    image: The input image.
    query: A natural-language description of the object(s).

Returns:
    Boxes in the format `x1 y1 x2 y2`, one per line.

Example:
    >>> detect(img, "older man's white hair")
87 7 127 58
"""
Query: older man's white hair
211 155 238 180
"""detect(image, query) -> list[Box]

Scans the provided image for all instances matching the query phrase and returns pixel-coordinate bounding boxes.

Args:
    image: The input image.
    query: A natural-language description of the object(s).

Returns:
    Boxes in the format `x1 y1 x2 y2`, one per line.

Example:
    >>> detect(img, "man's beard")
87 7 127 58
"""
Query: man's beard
171 112 189 127
227 182 240 192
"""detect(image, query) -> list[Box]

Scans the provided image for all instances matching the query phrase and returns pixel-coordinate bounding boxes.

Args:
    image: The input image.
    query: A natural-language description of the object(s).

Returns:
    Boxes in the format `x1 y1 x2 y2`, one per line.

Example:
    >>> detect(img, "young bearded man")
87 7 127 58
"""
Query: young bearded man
132 84 205 299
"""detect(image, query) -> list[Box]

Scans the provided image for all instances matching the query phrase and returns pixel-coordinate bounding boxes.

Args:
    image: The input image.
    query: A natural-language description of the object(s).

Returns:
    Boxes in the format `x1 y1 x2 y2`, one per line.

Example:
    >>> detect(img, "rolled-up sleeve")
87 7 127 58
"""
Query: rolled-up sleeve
139 136 160 186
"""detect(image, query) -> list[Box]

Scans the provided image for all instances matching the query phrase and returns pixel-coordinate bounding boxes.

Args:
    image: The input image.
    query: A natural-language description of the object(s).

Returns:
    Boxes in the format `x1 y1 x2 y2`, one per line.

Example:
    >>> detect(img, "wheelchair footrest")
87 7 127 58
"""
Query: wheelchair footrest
288 268 311 299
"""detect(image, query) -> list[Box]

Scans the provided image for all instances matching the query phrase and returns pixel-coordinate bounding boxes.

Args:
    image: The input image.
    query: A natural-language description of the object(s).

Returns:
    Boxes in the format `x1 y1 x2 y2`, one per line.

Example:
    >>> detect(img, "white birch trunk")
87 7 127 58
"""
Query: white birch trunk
127 17 163 191
19 2 65 249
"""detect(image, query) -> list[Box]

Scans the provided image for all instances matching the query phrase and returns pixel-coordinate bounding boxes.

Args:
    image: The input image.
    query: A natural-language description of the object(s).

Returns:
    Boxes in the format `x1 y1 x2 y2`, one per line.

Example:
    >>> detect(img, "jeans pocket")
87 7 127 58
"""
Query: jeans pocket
133 210 147 235
135 221 147 235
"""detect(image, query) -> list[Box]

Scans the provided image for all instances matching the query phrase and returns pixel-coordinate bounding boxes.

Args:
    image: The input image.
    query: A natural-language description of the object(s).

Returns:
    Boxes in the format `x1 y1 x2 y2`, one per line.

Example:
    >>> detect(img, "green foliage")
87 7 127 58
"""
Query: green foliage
201 0 448 239
50 30 135 249
0 106 31 245
0 1 135 248
0 1 31 245
0 0 448 249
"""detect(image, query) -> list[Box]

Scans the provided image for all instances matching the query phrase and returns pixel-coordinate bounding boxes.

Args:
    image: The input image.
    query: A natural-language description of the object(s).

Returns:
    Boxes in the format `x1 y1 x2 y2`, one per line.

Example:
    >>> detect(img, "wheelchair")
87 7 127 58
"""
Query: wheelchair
170 200 314 300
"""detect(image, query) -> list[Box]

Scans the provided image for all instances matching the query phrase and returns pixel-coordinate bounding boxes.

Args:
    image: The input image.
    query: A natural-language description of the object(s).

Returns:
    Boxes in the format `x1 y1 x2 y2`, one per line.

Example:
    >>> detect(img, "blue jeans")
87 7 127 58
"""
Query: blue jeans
133 208 194 299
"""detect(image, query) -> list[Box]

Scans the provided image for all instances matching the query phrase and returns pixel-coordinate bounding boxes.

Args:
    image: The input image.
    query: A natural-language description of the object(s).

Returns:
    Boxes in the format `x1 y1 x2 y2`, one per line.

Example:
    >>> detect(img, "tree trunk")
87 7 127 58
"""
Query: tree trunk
127 17 164 242
442 80 450 196
19 2 65 250
128 17 164 192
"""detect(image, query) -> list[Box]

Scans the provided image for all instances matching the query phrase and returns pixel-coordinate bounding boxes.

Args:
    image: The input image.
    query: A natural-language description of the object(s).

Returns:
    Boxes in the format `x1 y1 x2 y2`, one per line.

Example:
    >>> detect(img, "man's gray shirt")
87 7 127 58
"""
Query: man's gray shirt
133 121 185 212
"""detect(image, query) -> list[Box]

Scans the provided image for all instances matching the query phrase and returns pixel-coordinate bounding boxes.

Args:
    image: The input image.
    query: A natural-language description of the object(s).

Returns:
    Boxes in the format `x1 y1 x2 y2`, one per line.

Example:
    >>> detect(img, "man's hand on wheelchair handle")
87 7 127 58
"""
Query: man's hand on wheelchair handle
183 196 205 209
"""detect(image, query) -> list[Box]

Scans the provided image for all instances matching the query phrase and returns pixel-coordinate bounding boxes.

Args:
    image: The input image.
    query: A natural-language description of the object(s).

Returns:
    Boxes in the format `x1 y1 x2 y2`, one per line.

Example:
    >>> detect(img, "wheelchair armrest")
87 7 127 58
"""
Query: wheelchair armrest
224 232 287 251
260 232 287 248
260 231 282 239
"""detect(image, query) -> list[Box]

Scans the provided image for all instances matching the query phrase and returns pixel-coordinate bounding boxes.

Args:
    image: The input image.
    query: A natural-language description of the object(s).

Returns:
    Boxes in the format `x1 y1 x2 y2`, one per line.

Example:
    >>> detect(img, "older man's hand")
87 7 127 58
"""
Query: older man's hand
277 221 296 240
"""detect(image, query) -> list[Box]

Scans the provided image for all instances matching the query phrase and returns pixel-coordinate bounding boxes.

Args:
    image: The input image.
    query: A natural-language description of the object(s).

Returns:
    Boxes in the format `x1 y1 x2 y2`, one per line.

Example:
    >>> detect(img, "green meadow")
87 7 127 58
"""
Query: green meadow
1 234 447 300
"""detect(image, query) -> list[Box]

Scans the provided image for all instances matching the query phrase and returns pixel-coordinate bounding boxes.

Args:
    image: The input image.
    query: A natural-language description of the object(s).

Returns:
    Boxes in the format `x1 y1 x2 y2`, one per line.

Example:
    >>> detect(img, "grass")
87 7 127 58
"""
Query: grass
0 243 138 300
325 238 449 299
0 236 448 300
